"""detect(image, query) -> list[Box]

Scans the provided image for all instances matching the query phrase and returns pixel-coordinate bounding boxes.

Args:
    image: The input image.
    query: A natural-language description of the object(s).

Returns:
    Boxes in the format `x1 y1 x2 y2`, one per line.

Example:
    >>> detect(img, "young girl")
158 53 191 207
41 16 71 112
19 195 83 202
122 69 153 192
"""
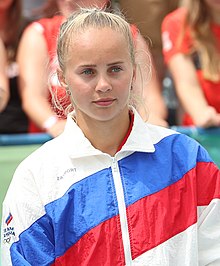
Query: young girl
2 7 220 266
162 0 220 127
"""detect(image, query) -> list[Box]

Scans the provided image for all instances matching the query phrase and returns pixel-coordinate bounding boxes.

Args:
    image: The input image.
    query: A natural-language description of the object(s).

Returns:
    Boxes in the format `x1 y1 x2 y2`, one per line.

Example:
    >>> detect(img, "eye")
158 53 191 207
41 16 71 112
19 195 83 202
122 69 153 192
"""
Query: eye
110 66 123 73
82 68 94 75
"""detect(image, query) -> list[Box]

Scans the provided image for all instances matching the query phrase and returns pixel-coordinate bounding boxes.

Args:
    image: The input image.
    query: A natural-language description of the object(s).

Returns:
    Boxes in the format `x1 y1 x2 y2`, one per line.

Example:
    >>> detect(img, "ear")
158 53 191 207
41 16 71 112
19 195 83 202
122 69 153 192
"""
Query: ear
57 68 68 88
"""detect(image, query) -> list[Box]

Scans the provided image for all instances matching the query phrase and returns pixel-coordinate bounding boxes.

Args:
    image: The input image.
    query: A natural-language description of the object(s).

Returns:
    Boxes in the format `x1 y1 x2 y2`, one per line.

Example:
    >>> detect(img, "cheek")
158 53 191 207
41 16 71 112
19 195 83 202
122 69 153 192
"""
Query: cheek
67 75 85 92
122 75 133 88
70 85 92 105
115 78 132 96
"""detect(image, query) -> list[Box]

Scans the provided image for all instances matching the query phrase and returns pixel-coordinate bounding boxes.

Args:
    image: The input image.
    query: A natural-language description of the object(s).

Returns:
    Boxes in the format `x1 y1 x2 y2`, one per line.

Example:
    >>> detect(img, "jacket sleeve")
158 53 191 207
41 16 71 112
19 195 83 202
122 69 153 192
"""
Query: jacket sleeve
196 146 220 266
1 161 55 266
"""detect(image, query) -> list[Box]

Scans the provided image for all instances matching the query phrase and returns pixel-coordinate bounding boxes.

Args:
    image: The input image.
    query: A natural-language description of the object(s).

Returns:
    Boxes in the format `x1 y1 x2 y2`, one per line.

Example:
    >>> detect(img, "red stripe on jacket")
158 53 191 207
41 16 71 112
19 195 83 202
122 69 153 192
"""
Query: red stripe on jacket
53 162 219 264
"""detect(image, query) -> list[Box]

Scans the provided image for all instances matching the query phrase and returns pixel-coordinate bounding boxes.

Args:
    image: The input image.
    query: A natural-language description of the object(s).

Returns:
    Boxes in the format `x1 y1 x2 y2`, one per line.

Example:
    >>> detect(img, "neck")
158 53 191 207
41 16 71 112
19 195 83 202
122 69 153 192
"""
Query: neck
76 109 131 156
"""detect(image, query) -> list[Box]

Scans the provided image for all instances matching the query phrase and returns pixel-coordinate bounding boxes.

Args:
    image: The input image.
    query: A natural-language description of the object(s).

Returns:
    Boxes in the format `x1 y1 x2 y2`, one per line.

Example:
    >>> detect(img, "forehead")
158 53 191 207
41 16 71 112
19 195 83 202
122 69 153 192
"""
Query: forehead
67 26 129 53
72 26 126 44
65 27 130 63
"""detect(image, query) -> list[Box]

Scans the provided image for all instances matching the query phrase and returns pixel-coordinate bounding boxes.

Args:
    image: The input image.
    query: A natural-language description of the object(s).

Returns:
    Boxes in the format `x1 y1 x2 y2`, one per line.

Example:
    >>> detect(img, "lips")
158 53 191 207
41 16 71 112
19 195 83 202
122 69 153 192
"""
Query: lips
93 98 116 107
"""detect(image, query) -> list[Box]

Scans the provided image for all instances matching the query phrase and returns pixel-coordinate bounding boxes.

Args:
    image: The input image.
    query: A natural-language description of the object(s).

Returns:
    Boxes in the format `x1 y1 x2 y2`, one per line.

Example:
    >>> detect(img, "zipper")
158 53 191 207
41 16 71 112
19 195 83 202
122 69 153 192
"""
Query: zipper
111 157 132 266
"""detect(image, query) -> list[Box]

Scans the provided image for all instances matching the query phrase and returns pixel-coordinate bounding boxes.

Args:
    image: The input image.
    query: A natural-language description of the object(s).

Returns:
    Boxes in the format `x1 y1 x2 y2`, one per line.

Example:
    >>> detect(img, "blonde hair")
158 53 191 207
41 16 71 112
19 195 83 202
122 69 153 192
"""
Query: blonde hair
57 7 135 72
183 0 220 81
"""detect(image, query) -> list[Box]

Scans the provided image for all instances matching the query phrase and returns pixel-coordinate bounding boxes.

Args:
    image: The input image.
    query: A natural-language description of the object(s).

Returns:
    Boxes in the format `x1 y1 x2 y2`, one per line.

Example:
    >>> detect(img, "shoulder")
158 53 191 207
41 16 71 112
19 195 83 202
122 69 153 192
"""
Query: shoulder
25 15 63 35
36 15 63 28
162 7 193 62
162 7 187 39
146 123 179 144
146 123 212 163
147 123 194 149
162 7 187 27
20 16 64 54
16 136 62 171
9 136 65 192
21 20 46 42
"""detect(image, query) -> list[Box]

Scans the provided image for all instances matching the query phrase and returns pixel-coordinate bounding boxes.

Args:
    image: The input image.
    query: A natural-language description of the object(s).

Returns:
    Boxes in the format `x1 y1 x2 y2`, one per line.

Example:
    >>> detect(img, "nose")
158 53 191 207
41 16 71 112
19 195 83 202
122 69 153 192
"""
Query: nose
95 74 112 93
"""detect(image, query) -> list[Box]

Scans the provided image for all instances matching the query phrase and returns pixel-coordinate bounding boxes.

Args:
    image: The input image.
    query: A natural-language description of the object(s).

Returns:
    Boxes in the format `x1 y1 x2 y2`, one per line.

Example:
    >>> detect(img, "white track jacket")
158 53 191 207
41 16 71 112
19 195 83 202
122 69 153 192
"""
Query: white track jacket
1 110 220 266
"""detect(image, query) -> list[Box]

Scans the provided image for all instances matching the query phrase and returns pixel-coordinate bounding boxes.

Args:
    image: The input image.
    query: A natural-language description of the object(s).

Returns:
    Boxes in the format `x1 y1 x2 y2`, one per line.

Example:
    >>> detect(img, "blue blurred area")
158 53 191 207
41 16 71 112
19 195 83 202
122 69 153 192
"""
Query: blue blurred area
0 133 52 146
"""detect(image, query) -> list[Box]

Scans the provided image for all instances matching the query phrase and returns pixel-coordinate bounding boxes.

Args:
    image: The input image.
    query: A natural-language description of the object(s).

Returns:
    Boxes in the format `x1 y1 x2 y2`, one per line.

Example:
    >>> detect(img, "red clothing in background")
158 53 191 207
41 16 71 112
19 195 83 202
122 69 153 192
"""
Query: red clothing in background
162 7 220 126
27 16 68 133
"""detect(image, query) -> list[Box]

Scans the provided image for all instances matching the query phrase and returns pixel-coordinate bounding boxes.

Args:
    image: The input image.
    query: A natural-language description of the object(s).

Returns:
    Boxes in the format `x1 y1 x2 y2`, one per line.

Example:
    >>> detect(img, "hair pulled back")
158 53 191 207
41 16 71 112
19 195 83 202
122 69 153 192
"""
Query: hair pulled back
57 7 136 72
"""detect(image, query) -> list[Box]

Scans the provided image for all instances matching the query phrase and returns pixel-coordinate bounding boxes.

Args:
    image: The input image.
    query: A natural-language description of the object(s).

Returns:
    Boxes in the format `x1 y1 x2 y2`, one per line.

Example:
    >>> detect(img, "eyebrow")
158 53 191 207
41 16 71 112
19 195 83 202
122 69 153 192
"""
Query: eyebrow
107 61 124 66
79 61 125 68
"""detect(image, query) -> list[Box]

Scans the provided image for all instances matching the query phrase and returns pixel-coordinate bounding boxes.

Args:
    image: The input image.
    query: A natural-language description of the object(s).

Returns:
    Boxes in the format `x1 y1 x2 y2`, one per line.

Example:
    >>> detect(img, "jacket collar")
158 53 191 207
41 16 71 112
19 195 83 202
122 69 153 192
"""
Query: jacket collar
61 108 156 158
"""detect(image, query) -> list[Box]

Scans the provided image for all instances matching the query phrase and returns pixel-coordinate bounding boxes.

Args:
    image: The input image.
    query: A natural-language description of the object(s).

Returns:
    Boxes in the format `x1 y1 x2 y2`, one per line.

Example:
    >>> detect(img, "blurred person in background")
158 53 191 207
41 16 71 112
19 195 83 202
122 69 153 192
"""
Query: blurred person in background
118 0 180 125
118 0 180 83
0 0 30 133
17 0 168 139
0 38 9 112
162 0 220 128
